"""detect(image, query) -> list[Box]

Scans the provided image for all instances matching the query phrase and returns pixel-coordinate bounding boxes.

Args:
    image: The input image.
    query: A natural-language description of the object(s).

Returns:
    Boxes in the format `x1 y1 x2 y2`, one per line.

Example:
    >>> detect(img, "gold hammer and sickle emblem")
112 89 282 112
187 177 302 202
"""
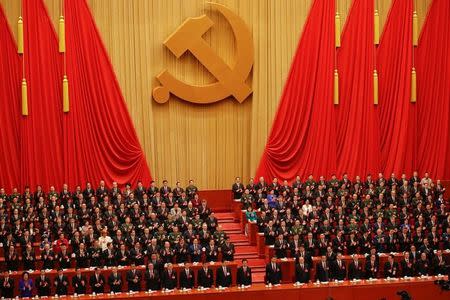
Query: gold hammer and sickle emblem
153 3 254 104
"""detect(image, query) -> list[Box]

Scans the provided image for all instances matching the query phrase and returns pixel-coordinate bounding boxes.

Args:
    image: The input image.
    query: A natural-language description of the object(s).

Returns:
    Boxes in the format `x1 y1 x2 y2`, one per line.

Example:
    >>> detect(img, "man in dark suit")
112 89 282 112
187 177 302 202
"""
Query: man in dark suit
90 268 105 294
331 252 347 280
126 263 142 292
384 254 399 278
274 234 288 258
348 255 363 280
161 263 178 290
145 263 160 291
295 256 310 283
0 271 14 299
415 253 430 276
72 268 87 294
54 268 69 295
400 252 415 277
316 256 331 282
265 256 282 285
36 269 51 296
189 239 202 262
216 261 232 287
365 254 379 279
179 262 195 289
197 262 214 288
237 259 252 286
108 266 123 293
433 250 447 275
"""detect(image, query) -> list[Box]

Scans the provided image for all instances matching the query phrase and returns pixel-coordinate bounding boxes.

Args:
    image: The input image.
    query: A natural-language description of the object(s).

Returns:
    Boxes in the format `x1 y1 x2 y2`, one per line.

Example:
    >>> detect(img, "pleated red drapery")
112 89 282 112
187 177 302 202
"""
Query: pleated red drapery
377 0 415 176
335 0 381 177
63 0 152 187
257 0 450 181
416 0 450 180
0 6 21 192
21 0 65 190
256 0 337 182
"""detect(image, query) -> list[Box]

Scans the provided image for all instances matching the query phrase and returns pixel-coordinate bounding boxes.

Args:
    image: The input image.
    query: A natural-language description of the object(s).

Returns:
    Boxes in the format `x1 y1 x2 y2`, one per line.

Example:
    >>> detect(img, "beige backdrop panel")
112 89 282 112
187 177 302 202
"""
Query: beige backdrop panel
1 0 432 189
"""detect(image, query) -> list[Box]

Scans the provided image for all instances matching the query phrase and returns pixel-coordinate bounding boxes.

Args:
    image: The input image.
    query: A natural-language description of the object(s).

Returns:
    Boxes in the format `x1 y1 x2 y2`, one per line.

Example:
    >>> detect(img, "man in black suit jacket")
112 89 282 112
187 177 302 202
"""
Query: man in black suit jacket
197 263 214 288
237 259 252 286
179 263 195 289
0 271 14 299
162 263 178 290
72 268 87 294
265 256 282 284
145 263 160 291
348 255 363 280
415 253 430 276
384 255 399 278
331 253 347 280
54 268 69 295
35 270 51 296
90 268 105 294
108 267 123 293
216 261 232 287
365 254 379 279
295 257 310 283
126 264 142 292
400 252 415 277
316 256 331 282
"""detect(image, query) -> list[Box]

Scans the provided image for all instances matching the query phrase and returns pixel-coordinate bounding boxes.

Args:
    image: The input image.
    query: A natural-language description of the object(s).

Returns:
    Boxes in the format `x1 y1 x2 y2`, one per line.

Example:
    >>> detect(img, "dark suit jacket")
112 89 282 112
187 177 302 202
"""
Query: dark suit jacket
316 261 330 282
72 274 87 294
90 274 105 293
365 260 379 279
162 269 178 290
265 263 281 284
331 260 347 280
54 275 69 295
144 269 160 291
295 263 310 283
216 266 232 287
36 276 51 296
108 273 123 293
126 270 142 291
197 268 214 288
348 261 363 280
179 268 195 289
383 261 399 278
236 266 252 286
0 277 14 298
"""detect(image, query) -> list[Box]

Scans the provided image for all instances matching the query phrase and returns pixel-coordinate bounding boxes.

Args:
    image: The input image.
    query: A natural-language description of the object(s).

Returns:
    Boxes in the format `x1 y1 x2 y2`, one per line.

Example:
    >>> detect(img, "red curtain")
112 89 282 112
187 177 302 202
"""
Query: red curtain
257 0 450 181
416 0 450 180
377 0 414 176
0 5 21 192
256 0 337 182
21 0 65 190
63 0 152 187
335 0 381 177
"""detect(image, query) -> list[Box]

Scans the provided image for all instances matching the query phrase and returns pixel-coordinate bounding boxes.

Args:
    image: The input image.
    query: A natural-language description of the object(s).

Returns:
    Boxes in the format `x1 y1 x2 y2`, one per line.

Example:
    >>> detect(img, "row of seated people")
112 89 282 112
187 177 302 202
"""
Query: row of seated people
235 172 449 258
265 250 449 285
233 172 445 202
0 180 240 273
0 260 252 298
2 235 236 271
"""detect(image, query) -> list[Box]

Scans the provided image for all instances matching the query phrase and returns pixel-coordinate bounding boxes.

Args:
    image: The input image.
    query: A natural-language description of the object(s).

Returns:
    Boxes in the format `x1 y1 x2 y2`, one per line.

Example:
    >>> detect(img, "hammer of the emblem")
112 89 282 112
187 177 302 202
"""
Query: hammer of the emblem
164 15 252 102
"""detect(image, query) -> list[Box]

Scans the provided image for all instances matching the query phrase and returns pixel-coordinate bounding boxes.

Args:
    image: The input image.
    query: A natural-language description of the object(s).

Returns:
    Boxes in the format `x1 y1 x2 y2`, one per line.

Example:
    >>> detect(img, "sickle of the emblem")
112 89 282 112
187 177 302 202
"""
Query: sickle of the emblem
153 3 254 104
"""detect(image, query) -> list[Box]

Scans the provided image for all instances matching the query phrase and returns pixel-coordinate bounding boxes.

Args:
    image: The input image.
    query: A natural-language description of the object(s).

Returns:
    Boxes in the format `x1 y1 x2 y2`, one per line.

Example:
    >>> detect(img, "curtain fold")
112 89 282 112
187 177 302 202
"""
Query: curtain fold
416 0 450 180
335 0 381 178
377 0 414 176
63 0 151 187
255 0 336 182
0 5 21 192
21 0 64 190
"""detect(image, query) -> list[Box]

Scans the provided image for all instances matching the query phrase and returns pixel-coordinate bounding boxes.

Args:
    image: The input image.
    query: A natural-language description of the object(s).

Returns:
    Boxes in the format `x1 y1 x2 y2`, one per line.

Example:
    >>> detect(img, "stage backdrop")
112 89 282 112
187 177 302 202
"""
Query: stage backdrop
0 0 437 190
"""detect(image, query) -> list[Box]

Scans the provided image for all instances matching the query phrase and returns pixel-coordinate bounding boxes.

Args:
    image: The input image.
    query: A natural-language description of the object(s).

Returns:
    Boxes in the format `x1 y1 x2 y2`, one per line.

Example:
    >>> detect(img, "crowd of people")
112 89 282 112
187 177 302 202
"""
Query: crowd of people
0 179 246 297
232 172 450 283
